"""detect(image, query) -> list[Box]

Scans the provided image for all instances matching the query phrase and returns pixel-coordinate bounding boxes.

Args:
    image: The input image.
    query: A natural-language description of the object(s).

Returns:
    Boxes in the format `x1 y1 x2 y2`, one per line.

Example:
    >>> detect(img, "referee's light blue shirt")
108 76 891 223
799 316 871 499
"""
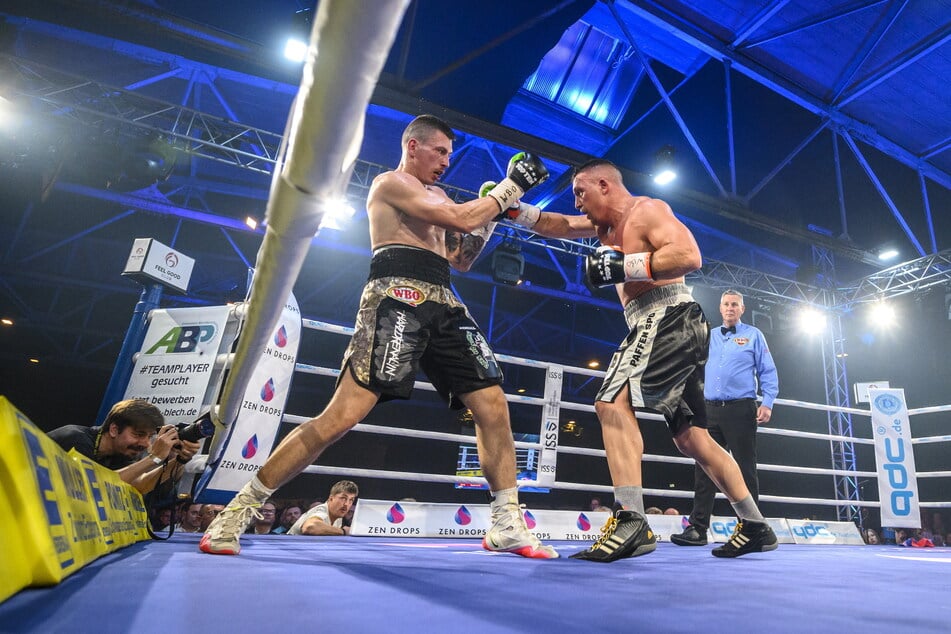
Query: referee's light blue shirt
704 320 779 408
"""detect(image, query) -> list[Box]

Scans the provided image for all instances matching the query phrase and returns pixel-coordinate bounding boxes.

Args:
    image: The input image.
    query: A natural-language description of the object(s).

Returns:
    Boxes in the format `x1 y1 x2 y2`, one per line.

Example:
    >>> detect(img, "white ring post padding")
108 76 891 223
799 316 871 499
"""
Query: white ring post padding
215 0 409 427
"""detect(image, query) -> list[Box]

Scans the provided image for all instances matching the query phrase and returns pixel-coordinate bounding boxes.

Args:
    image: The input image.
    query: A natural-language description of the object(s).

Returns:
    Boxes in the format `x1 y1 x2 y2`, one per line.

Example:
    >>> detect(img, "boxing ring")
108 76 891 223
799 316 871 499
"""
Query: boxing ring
4 315 950 633
5 0 948 629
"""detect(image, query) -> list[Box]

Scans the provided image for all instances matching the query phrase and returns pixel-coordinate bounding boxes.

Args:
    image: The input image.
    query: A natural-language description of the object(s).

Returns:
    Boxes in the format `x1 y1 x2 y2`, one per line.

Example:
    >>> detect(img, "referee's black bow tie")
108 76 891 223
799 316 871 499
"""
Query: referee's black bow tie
721 325 736 335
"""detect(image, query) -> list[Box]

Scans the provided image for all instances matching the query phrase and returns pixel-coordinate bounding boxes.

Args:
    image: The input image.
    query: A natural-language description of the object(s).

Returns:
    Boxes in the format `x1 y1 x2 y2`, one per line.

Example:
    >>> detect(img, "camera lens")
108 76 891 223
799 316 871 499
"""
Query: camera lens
176 414 215 443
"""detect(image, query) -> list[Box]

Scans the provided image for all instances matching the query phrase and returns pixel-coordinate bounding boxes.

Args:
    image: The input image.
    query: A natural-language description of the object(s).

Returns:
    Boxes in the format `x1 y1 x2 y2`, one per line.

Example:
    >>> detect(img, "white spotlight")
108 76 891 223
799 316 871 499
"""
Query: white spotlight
653 169 677 186
283 37 308 63
878 249 899 261
869 302 896 327
319 198 356 231
798 306 827 333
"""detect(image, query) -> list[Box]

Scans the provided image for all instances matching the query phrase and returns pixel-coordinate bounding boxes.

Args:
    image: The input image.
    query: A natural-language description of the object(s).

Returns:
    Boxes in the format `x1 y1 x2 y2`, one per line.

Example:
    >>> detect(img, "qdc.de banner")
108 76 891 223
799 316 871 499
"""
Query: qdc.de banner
868 388 920 527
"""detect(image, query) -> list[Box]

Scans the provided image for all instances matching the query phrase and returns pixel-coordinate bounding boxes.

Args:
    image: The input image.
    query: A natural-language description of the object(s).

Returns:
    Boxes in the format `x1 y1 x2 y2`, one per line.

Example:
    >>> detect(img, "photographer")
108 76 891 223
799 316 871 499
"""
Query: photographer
48 398 200 494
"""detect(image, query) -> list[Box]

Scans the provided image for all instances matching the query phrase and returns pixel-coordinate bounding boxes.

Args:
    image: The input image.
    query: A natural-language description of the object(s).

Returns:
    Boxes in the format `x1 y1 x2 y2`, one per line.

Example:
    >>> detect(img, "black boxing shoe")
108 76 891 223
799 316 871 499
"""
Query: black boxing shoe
711 520 778 558
670 523 708 546
570 509 656 562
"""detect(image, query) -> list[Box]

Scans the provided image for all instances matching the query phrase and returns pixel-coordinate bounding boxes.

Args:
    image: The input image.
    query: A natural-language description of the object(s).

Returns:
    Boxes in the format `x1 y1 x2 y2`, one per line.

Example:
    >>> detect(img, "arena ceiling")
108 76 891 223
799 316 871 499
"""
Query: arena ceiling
2 1 950 420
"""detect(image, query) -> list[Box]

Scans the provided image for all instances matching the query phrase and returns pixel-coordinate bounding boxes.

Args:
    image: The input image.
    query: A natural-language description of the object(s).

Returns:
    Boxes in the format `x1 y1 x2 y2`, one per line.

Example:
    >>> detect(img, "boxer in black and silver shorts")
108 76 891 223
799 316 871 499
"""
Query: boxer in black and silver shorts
342 244 503 408
500 158 777 561
596 283 709 434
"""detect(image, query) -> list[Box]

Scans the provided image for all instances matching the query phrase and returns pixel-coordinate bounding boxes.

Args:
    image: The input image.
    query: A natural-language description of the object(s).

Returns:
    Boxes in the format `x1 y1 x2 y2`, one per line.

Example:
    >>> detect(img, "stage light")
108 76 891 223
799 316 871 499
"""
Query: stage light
868 301 896 327
587 360 600 369
284 37 308 62
797 306 826 333
245 216 258 230
652 145 676 186
878 248 899 261
283 7 313 63
1 318 12 326
318 198 356 231
492 241 524 286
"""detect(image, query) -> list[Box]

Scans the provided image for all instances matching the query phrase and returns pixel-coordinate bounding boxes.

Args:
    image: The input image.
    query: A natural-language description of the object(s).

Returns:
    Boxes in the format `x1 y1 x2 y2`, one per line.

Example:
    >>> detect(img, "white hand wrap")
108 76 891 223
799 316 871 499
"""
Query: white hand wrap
507 202 540 229
486 177 523 211
623 252 652 281
469 221 498 241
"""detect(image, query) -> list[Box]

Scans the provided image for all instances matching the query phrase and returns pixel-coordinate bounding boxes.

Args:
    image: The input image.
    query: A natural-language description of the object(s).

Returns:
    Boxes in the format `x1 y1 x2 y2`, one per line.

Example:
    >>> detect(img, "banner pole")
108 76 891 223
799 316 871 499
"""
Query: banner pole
95 282 164 424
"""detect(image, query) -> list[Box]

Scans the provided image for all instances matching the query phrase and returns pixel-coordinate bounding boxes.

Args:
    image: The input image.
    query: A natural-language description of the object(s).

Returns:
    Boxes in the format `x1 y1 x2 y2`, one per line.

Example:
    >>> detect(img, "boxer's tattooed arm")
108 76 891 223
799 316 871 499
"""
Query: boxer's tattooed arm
446 230 489 272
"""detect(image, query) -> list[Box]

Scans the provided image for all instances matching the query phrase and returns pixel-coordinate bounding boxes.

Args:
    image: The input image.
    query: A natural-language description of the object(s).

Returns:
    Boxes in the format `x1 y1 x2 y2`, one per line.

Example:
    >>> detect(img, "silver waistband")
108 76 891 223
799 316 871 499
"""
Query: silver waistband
623 283 693 329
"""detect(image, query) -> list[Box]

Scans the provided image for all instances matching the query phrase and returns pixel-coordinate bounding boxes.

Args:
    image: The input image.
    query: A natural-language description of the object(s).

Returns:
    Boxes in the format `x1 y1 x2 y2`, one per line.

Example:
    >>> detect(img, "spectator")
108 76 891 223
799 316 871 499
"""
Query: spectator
246 500 278 535
893 528 909 545
272 503 303 535
199 504 224 532
176 502 203 533
589 497 603 512
289 481 358 536
664 507 680 516
645 507 663 515
151 505 174 531
47 399 200 494
864 528 881 545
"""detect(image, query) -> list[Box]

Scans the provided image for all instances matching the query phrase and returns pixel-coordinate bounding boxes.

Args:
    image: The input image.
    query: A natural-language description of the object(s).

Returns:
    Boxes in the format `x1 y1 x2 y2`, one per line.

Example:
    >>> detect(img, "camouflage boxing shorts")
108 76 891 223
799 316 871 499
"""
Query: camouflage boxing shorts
340 245 503 409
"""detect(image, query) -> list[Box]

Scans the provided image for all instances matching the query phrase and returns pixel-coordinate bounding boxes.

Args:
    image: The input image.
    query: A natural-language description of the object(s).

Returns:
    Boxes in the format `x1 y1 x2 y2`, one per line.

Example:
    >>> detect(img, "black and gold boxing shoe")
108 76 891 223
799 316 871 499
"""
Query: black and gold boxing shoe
570 509 656 562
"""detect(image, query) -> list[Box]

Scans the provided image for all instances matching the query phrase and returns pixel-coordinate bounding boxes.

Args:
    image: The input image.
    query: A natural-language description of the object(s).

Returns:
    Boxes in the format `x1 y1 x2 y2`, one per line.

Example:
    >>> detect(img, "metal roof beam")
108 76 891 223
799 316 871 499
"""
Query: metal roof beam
617 0 951 190
836 21 951 107
741 1 888 49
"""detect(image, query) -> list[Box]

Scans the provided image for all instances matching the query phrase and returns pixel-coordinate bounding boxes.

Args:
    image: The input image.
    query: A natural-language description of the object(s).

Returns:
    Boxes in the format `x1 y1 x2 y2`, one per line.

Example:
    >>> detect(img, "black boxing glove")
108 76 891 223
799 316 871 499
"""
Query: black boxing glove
585 246 652 287
486 152 549 210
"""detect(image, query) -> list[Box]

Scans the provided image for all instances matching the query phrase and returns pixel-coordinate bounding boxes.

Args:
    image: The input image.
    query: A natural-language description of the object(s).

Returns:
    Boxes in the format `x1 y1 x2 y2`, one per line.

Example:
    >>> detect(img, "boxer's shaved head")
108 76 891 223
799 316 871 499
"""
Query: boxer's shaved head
573 158 623 184
402 114 455 148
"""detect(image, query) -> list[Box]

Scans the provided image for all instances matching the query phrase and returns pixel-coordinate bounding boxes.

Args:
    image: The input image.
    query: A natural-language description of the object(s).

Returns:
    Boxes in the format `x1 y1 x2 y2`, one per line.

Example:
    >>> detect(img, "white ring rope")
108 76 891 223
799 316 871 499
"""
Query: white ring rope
196 315 950 513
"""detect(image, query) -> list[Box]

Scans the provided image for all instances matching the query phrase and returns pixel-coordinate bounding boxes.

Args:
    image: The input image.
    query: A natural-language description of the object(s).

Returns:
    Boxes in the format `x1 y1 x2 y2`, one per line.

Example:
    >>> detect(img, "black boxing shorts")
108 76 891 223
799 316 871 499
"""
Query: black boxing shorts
596 283 710 435
339 245 503 409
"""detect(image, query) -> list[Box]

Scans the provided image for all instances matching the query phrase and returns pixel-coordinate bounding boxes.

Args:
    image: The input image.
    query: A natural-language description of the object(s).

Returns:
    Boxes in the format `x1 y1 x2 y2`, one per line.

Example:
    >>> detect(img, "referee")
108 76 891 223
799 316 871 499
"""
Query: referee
672 289 779 546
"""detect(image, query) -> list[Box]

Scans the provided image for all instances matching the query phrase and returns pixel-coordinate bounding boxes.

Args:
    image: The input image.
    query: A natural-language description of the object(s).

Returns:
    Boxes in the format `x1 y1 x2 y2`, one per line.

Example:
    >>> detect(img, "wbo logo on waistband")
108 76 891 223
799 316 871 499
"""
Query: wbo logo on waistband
387 285 426 307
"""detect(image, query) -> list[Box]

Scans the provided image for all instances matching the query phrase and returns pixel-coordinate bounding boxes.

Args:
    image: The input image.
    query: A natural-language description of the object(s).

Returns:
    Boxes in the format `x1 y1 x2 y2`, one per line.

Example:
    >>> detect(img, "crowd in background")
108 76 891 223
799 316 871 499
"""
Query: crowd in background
149 492 947 549
150 496 355 535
